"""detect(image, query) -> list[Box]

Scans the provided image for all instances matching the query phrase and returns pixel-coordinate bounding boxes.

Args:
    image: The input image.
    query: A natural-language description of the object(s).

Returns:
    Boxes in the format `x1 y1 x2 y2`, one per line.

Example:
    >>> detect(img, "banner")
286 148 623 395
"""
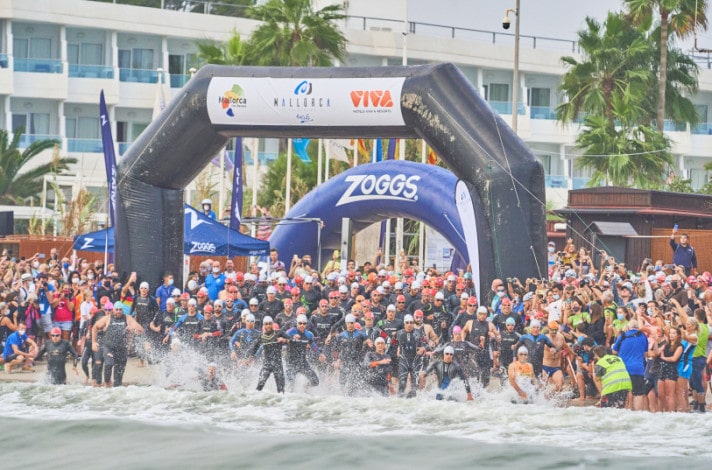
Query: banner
230 137 243 230
387 138 396 161
207 77 406 127
99 90 117 227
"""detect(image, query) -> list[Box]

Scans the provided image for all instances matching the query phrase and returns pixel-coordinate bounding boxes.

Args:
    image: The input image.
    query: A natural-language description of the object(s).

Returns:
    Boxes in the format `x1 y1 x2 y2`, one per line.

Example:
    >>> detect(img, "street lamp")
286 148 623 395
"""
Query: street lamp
503 0 520 133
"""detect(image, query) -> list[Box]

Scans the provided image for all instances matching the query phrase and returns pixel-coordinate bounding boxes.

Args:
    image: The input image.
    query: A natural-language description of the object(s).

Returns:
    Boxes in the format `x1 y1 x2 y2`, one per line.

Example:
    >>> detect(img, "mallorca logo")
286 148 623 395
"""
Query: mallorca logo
274 80 331 109
350 90 395 113
220 84 247 117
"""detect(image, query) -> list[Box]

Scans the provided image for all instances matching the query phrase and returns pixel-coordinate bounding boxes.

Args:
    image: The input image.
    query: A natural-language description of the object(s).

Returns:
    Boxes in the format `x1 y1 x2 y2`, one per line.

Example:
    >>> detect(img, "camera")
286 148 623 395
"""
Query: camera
502 16 511 29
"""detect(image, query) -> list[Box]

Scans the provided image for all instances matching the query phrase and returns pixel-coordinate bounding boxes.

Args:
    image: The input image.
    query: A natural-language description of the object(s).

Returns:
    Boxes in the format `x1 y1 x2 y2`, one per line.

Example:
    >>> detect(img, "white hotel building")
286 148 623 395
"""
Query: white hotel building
1 0 712 221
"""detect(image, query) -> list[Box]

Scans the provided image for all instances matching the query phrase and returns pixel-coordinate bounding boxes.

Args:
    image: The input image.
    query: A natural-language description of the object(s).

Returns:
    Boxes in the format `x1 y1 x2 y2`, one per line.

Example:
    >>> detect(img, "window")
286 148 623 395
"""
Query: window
66 117 100 139
14 37 52 59
696 105 708 123
118 48 154 70
528 88 551 107
538 154 551 174
487 83 509 102
68 43 103 65
12 113 50 135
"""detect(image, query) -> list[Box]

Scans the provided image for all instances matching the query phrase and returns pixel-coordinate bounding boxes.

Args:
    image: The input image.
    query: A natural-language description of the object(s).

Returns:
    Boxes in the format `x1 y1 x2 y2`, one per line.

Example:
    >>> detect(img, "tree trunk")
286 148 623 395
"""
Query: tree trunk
657 9 669 132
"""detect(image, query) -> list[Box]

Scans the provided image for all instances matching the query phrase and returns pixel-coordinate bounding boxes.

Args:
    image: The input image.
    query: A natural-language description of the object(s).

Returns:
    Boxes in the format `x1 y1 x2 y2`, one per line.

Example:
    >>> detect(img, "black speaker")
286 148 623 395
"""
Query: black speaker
0 211 14 236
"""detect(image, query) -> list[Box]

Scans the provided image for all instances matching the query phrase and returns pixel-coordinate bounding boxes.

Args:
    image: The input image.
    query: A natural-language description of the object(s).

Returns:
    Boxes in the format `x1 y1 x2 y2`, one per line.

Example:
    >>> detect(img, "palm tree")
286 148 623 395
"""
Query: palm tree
197 30 250 66
247 0 346 66
557 13 652 126
625 0 708 131
0 128 76 205
576 115 674 188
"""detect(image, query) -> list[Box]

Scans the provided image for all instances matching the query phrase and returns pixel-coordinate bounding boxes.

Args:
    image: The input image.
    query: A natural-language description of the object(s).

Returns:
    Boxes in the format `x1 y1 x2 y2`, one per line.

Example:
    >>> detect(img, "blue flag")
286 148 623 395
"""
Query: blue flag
293 138 311 163
99 90 117 227
387 139 396 161
230 138 243 230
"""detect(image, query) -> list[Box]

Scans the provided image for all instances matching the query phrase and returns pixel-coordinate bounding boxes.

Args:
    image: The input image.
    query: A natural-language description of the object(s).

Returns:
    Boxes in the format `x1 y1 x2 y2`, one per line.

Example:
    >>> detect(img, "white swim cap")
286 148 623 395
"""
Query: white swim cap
443 345 455 355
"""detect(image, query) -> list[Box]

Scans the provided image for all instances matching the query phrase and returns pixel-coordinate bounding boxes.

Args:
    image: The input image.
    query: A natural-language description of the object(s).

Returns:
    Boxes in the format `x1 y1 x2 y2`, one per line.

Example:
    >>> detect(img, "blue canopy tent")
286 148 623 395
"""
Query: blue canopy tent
74 205 269 257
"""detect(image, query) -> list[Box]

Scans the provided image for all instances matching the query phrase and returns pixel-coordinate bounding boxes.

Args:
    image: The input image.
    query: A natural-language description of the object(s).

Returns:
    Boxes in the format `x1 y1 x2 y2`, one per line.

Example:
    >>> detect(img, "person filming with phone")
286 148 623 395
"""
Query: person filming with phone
670 225 697 276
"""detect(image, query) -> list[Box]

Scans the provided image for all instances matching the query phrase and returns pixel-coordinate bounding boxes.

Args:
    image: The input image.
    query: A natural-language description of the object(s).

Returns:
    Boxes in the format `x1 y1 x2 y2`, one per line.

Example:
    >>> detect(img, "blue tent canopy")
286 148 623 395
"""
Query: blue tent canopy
74 205 269 257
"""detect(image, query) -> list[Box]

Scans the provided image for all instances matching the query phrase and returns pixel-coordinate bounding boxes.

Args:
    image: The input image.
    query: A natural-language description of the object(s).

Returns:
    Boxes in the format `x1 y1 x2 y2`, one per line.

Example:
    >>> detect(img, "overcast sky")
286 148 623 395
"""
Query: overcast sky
406 0 712 50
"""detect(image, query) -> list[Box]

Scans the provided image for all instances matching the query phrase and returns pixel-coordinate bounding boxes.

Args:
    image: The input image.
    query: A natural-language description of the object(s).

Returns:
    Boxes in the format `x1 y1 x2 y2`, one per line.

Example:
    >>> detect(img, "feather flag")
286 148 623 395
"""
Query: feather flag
326 139 351 163
428 147 438 165
292 138 312 163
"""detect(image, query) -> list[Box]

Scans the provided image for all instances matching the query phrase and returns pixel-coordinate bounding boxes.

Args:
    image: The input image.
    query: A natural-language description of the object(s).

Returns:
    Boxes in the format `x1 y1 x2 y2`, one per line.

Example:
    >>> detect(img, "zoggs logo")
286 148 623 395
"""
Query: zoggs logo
336 174 420 207
190 241 216 254
350 90 394 108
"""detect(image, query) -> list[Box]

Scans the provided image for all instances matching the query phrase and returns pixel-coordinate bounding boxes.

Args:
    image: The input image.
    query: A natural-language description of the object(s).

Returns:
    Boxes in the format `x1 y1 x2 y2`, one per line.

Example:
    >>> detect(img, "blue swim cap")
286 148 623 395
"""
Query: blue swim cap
113 301 124 310
505 317 516 326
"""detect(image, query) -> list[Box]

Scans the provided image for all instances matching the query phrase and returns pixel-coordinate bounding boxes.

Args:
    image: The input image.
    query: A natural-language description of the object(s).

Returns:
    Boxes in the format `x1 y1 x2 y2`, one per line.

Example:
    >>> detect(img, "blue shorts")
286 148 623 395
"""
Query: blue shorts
542 365 561 377
690 357 707 393
54 321 73 331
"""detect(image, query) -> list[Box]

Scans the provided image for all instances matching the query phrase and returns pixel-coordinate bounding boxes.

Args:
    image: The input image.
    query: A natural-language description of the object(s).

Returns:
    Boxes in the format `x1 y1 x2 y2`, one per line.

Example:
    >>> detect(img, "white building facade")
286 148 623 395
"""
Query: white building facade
1 0 711 218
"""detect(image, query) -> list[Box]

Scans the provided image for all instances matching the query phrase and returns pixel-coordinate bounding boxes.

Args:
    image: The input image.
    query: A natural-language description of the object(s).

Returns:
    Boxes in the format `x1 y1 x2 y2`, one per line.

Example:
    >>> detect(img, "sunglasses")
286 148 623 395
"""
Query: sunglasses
51 334 60 337
404 321 414 324
518 353 528 356
397 301 405 304
297 322 307 325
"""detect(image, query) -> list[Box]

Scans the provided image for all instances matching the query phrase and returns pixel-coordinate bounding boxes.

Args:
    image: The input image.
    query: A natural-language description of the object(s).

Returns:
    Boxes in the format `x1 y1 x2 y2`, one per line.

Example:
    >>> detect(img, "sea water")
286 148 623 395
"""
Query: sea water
1 369 710 469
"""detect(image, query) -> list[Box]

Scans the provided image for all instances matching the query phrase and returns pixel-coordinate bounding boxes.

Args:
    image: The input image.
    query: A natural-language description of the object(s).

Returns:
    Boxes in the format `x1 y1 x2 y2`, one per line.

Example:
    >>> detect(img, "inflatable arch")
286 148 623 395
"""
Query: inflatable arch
116 63 547 296
269 160 484 293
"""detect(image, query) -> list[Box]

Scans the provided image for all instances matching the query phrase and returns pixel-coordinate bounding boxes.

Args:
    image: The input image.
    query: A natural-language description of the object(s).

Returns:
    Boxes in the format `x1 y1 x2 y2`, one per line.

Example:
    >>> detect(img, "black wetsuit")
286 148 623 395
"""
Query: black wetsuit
102 314 130 386
425 360 472 399
284 327 319 388
248 329 290 393
396 328 426 396
36 340 78 384
499 330 521 370
335 329 367 394
90 310 107 384
467 319 493 387
363 351 391 395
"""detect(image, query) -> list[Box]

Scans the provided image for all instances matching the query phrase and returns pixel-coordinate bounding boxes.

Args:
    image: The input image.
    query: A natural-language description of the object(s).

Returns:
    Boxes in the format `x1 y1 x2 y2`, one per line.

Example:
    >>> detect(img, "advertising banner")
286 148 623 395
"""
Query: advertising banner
207 77 406 127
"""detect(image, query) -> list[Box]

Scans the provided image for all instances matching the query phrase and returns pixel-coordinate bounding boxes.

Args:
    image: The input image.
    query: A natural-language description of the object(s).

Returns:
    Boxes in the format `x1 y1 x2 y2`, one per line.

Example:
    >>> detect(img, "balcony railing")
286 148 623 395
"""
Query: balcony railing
118 142 132 155
691 123 712 135
170 74 190 88
545 175 568 189
19 134 61 148
571 177 591 190
14 58 63 73
663 120 687 132
67 139 103 153
119 68 159 83
530 106 557 120
69 64 115 79
487 101 526 115
0 53 8 68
